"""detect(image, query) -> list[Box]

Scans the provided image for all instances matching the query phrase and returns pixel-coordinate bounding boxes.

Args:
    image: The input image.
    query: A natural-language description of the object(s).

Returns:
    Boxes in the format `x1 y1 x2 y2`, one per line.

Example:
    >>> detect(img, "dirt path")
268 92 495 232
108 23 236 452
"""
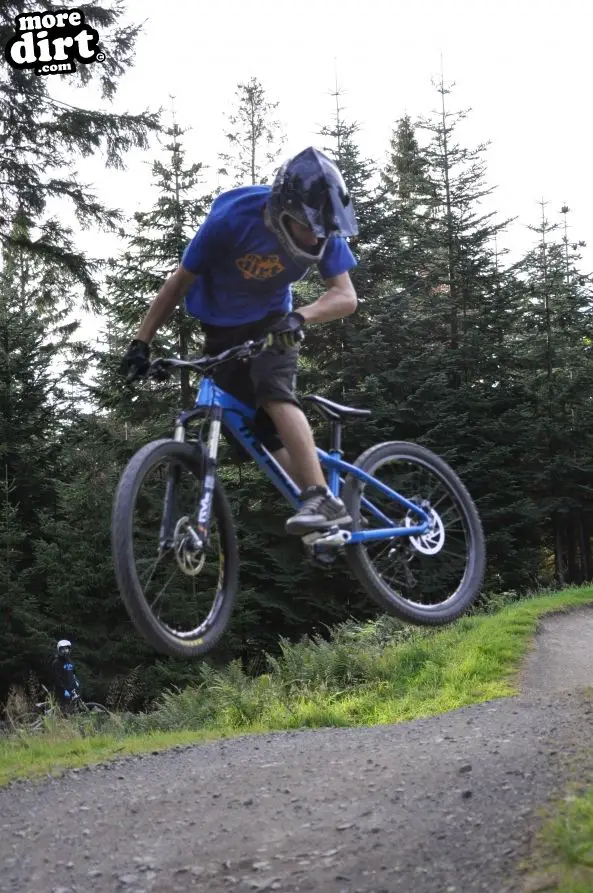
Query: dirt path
2 608 593 893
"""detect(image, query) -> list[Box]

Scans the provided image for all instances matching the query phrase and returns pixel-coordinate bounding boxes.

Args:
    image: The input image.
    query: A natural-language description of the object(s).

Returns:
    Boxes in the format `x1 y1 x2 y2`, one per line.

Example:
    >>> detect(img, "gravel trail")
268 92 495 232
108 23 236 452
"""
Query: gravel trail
2 608 592 893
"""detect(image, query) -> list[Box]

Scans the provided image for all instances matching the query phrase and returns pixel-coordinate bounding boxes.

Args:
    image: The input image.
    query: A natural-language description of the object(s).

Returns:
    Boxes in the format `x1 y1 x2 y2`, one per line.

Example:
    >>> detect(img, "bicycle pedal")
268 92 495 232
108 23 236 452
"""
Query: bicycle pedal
302 526 352 548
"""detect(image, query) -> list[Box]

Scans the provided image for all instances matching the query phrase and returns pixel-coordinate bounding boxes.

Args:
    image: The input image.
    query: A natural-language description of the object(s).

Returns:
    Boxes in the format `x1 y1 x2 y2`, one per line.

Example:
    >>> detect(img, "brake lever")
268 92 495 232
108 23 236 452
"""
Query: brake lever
152 366 171 382
149 359 171 382
234 339 266 361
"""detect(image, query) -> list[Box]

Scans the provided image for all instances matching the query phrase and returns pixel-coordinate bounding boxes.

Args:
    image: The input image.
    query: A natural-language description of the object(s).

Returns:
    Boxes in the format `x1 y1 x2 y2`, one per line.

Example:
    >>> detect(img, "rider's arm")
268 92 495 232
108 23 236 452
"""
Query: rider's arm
298 236 358 324
299 271 357 324
134 213 226 343
135 266 197 344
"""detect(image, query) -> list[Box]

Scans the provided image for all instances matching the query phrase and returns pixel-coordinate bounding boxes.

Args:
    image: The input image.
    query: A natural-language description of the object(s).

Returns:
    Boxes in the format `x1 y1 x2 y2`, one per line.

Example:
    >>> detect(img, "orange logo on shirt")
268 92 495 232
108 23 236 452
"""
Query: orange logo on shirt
236 253 285 280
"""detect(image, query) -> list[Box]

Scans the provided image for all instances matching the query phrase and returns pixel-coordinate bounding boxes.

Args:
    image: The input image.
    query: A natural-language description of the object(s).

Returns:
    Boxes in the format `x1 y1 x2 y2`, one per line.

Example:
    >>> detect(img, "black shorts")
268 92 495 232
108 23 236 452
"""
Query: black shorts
202 312 300 454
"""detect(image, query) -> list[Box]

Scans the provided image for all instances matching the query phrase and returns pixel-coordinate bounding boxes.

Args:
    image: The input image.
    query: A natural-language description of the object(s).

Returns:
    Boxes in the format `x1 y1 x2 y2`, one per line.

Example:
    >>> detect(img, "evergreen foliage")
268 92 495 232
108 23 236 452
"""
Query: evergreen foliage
2 52 592 707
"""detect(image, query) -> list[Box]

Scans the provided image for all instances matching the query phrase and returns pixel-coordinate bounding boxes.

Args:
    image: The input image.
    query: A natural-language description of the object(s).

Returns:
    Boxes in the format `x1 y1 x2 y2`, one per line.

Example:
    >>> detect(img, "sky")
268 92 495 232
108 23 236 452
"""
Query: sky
42 0 592 338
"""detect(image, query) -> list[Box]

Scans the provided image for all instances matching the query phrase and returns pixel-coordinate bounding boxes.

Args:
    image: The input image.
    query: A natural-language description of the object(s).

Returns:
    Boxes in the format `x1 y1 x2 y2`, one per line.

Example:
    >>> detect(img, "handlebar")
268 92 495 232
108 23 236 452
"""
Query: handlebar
147 337 268 380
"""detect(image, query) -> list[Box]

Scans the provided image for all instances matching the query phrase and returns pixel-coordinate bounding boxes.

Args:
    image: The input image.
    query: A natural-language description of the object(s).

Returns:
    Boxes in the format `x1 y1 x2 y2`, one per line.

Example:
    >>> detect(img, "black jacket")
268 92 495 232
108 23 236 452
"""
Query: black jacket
51 657 80 699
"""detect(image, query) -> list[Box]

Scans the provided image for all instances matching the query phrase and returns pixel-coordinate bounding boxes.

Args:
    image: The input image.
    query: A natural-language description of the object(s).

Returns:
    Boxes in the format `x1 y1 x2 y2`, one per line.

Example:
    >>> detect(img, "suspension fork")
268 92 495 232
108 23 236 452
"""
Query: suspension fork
193 406 223 545
159 462 180 550
159 408 223 551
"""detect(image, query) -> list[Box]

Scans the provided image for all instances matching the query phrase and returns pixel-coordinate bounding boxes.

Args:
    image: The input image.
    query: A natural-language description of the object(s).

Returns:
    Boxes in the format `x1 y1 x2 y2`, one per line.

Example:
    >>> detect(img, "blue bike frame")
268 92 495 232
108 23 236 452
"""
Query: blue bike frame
182 377 430 545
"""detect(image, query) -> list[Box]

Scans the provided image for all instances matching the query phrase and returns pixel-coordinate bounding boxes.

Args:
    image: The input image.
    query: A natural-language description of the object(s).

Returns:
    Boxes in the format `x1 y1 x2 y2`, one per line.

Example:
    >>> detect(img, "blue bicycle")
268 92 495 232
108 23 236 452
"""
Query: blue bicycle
112 338 486 657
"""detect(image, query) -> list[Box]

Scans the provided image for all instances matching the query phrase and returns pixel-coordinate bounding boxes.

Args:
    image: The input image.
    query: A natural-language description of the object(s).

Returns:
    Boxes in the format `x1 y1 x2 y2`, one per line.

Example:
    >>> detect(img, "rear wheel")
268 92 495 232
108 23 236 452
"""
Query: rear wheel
342 441 486 625
112 439 239 657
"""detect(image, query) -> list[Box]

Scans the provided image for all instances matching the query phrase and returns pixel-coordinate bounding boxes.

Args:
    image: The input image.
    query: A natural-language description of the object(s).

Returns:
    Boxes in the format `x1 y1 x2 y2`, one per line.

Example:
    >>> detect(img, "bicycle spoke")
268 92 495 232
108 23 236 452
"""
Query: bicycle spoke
138 555 164 592
149 569 179 617
349 449 480 610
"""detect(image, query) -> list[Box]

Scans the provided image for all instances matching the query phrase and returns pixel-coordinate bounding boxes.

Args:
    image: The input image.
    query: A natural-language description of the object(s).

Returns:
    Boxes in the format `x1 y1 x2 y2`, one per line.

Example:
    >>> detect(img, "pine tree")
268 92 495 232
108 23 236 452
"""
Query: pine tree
0 1 159 305
0 469 48 698
0 210 88 696
96 118 213 420
296 83 387 411
413 79 513 371
379 114 435 296
0 212 83 547
218 77 286 186
339 82 544 592
516 202 593 585
318 81 381 250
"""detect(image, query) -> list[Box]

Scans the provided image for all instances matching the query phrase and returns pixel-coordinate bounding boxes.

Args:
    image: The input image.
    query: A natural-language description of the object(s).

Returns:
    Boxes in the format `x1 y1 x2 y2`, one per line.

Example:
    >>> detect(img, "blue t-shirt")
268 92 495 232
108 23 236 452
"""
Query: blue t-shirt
181 185 357 326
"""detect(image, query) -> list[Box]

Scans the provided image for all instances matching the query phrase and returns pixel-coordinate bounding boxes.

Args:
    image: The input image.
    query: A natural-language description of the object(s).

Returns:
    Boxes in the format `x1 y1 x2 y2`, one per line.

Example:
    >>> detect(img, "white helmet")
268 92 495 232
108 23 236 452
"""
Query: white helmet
57 639 72 658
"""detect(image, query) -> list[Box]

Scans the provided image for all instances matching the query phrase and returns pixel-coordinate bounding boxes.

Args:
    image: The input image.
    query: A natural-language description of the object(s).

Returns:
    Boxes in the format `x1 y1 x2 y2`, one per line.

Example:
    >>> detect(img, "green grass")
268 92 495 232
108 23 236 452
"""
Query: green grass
2 586 593 787
523 784 593 892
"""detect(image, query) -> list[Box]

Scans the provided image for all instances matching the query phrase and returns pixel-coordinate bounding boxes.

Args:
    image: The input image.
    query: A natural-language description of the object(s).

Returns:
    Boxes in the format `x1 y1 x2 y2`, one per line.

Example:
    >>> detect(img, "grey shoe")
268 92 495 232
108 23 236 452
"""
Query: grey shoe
285 485 352 535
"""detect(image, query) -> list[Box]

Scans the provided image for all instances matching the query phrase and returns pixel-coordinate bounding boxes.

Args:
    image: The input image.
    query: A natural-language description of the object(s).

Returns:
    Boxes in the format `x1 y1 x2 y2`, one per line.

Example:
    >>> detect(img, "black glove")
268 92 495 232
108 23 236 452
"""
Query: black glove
264 312 306 349
120 339 150 382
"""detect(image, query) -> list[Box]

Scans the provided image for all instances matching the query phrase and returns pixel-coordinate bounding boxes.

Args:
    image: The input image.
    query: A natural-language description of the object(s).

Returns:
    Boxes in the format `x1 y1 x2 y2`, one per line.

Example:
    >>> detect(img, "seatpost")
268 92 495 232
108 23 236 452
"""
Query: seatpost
325 420 343 498
329 420 342 453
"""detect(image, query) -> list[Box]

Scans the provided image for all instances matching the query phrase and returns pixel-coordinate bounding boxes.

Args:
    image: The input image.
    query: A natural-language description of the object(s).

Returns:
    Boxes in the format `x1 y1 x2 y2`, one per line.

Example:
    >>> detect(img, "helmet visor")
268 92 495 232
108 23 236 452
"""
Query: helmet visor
280 149 358 239
300 191 359 239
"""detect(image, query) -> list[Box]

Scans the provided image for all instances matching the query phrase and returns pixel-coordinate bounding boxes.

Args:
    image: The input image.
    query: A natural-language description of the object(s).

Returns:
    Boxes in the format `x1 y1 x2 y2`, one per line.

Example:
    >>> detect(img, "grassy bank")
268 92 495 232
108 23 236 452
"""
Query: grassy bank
2 587 593 786
524 785 593 892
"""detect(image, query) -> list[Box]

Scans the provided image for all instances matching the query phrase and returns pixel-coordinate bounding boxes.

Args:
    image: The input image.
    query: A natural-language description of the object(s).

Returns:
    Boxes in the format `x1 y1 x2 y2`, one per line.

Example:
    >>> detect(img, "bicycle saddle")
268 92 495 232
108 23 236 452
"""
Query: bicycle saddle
303 395 372 422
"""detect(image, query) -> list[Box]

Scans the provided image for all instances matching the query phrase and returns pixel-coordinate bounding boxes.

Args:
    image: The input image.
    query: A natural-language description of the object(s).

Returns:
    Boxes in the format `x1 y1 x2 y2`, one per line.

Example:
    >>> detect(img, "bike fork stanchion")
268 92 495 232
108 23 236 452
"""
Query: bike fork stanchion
160 462 181 551
192 407 222 548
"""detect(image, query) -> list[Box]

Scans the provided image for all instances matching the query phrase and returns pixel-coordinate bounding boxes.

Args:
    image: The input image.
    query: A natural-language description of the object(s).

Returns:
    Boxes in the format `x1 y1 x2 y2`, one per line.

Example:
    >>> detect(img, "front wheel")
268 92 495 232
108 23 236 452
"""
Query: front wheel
342 441 486 625
80 702 110 715
112 439 239 658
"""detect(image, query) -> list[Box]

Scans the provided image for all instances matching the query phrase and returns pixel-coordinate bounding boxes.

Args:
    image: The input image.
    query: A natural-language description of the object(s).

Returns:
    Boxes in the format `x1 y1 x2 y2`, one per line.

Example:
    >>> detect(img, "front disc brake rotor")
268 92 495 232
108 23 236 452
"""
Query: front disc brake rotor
173 516 206 576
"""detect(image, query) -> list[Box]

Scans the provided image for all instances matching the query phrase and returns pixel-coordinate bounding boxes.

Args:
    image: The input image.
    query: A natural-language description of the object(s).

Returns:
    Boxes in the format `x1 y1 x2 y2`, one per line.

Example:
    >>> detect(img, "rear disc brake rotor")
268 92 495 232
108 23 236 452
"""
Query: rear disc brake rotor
404 507 445 555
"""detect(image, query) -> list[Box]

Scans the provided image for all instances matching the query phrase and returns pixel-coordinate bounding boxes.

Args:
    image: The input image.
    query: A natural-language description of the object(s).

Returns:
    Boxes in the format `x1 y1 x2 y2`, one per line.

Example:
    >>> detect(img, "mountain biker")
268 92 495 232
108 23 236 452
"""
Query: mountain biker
51 639 81 710
120 146 359 535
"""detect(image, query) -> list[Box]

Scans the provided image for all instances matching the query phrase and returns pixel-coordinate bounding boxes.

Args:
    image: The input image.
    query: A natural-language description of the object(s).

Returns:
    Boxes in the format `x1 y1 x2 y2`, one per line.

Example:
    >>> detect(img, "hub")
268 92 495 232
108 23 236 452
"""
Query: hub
404 506 445 555
173 516 206 576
